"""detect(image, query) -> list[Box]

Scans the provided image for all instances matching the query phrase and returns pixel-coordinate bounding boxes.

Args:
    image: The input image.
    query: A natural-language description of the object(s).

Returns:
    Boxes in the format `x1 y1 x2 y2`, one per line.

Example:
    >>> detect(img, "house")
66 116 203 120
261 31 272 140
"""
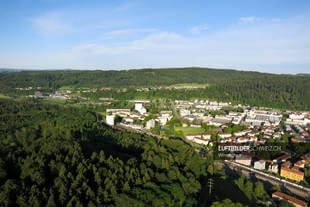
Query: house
180 109 190 117
273 132 282 139
119 123 143 130
34 91 43 97
234 131 248 137
254 160 266 170
186 134 201 141
248 136 257 142
193 137 209 145
256 139 267 144
218 133 232 139
135 103 147 114
106 115 114 126
272 192 307 207
107 109 131 114
281 161 292 168
301 152 310 164
268 163 279 174
291 136 310 143
235 154 252 166
273 154 291 164
100 87 112 91
190 124 201 128
236 137 249 144
124 118 134 123
202 134 211 140
284 125 292 132
280 167 304 182
209 118 230 126
146 119 155 129
294 160 305 169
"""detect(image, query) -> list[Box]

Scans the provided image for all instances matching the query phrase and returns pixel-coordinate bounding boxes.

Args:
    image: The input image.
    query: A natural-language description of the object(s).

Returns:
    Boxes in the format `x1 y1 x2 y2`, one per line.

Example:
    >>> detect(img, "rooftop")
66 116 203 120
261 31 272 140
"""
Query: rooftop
272 191 307 207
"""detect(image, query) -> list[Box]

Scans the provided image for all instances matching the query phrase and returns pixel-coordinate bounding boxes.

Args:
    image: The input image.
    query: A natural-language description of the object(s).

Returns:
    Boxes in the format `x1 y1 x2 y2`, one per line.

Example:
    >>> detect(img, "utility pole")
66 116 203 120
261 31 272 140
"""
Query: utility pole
208 178 214 195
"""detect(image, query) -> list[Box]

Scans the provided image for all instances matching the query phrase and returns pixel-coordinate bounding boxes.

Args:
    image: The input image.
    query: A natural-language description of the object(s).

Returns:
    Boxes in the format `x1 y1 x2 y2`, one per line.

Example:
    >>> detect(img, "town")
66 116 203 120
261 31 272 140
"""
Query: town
103 98 310 203
22 88 310 205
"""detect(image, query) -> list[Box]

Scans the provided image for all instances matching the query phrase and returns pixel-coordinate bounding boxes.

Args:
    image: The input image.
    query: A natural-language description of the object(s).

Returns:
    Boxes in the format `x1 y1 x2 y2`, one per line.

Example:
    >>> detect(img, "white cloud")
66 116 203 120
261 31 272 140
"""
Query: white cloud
61 15 310 73
30 12 73 34
189 25 209 35
239 16 261 24
103 28 158 39
29 2 139 35
4 15 310 74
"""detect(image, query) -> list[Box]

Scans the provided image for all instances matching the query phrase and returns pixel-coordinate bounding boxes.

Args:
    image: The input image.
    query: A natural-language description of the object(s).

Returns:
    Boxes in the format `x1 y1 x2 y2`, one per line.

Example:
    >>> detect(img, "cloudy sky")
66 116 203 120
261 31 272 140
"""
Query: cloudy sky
0 0 310 73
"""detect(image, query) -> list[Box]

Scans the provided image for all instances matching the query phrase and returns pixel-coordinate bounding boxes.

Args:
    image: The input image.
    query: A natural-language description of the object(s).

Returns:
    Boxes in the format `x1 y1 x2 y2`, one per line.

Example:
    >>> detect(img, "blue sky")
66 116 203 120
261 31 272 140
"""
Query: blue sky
0 0 310 74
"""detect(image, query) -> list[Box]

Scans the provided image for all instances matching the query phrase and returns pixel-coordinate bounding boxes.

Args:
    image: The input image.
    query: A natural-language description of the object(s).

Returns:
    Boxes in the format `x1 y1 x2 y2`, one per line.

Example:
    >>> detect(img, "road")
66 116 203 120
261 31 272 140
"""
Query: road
170 100 181 120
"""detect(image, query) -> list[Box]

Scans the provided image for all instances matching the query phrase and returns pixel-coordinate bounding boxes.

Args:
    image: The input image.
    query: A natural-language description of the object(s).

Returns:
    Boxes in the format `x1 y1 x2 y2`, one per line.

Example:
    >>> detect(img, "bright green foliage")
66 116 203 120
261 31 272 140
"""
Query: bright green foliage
211 199 246 207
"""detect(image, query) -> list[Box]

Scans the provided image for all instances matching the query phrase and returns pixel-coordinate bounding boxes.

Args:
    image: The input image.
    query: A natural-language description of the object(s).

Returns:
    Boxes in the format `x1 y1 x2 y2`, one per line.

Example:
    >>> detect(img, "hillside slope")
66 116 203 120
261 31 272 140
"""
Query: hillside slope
0 67 309 110
0 67 266 88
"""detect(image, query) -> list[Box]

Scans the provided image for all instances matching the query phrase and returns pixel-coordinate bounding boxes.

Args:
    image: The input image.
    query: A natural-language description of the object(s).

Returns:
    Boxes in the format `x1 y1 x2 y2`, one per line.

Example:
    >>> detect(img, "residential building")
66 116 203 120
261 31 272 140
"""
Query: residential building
301 151 310 164
235 155 252 166
34 91 43 97
193 137 209 145
294 160 305 169
135 103 147 114
273 154 291 164
254 160 266 170
280 167 304 182
124 118 134 123
202 134 211 140
186 134 201 141
268 163 279 174
146 119 155 129
119 123 143 130
281 161 292 168
218 133 232 139
180 109 190 117
190 124 201 128
272 192 307 207
106 115 114 126
234 131 248 137
236 137 249 144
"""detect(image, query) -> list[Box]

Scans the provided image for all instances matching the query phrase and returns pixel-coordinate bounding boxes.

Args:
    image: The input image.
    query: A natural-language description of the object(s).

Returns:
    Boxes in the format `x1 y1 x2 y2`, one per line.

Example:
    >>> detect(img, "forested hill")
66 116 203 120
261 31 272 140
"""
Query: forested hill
0 67 267 88
0 67 309 110
0 99 208 206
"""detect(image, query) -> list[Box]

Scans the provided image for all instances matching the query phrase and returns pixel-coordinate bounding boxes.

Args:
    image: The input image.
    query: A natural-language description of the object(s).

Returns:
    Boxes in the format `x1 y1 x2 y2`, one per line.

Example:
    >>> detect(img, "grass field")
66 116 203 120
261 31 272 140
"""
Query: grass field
43 99 68 104
170 83 209 87
59 85 76 90
98 111 106 116
175 127 205 135
0 94 11 99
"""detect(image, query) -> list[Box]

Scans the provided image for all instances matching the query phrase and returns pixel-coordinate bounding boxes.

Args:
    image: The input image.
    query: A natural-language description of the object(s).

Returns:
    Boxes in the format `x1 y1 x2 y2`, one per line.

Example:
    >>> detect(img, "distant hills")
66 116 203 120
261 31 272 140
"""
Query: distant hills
0 68 23 72
297 73 310 76
0 68 74 72
0 67 275 88
0 67 309 110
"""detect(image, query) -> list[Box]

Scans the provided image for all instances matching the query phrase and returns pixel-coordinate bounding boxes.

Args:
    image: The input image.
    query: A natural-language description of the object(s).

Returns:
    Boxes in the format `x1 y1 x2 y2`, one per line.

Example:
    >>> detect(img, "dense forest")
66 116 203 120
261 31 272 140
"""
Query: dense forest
0 98 208 206
81 74 310 110
0 68 309 110
0 68 265 88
